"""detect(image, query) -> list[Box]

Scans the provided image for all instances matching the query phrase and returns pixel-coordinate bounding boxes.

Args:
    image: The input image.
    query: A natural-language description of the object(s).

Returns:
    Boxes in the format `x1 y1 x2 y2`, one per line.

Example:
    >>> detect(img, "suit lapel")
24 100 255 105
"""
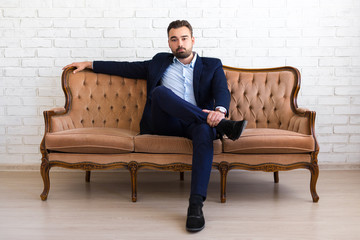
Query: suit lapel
154 54 173 86
193 55 203 104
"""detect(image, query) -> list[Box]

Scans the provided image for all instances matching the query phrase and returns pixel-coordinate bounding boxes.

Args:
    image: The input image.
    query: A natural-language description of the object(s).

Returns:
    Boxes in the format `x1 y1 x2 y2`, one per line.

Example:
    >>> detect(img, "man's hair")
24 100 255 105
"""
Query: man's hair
167 20 193 37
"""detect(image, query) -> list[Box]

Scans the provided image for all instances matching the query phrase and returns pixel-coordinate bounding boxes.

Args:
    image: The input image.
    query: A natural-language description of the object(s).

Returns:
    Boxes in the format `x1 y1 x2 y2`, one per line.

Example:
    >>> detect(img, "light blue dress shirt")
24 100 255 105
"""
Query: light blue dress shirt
162 53 198 106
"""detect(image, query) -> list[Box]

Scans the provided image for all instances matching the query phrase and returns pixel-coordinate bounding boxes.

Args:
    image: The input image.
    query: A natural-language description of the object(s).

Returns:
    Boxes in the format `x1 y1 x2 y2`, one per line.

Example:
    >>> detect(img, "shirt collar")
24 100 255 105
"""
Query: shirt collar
173 52 197 69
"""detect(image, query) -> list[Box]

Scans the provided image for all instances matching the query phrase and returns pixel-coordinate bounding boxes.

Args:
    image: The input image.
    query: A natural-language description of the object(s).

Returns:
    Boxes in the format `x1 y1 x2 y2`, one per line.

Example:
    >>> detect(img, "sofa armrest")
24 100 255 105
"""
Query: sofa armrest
43 108 75 133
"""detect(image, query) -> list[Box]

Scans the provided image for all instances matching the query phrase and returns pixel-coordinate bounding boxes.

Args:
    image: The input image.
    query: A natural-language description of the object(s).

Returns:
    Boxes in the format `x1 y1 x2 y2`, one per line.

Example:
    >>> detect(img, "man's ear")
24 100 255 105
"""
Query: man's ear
192 36 195 45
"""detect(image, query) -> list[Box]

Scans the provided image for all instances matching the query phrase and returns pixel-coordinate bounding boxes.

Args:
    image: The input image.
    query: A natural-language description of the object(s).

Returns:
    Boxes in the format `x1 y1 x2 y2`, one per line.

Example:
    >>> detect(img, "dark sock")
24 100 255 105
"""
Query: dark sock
189 194 204 207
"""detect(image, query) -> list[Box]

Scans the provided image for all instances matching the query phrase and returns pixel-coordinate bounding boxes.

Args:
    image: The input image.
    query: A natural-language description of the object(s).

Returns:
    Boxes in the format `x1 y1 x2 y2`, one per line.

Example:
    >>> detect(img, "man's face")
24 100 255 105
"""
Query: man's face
168 26 195 59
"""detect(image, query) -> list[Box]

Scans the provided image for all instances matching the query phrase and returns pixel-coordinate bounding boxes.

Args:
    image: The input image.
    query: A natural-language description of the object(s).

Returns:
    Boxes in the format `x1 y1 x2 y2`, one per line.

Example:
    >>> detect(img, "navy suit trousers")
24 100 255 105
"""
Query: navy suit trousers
151 86 216 198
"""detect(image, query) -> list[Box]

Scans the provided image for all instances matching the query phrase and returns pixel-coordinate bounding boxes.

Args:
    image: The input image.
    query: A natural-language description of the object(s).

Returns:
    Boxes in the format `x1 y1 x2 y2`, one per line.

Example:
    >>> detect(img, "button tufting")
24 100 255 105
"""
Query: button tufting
86 107 89 111
110 106 113 110
103 120 106 124
104 94 106 98
92 120 95 124
116 119 119 122
98 106 101 110
80 119 84 123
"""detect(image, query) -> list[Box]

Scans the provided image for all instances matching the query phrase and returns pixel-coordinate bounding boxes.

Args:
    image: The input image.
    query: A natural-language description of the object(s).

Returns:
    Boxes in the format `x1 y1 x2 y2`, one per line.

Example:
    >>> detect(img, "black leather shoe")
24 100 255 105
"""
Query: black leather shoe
216 119 248 141
186 204 205 232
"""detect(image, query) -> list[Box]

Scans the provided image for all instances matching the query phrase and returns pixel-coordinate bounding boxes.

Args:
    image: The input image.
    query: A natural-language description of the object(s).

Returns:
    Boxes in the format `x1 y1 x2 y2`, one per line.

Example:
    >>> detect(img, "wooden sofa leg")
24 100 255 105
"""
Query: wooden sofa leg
180 171 184 181
309 162 320 202
40 160 50 201
85 171 91 182
128 162 138 202
219 162 230 203
274 171 279 183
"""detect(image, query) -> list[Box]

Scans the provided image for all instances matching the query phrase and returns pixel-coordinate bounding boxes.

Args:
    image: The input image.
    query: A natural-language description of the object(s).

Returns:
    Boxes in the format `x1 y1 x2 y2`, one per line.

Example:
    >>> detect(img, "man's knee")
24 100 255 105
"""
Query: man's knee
192 124 215 142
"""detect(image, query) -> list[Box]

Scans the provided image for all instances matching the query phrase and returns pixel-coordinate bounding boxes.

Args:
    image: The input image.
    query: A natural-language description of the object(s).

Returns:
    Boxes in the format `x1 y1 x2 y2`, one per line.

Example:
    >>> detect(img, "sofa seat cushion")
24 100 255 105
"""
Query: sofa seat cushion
46 128 137 154
223 128 315 154
135 134 222 154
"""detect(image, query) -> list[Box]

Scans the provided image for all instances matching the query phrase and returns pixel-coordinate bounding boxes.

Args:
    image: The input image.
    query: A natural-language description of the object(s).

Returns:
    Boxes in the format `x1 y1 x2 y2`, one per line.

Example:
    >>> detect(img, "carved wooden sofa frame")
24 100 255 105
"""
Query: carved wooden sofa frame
40 66 319 203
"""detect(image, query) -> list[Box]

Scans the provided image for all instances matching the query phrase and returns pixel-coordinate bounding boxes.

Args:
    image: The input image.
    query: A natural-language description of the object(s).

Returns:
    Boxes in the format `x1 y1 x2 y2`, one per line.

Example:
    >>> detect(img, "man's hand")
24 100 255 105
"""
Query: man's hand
62 61 93 74
202 109 225 127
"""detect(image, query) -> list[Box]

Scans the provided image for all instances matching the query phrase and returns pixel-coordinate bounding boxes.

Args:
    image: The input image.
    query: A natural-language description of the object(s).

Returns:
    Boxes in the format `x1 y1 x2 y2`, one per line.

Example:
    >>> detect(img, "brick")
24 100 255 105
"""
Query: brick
187 0 220 8
6 136 22 145
220 0 252 7
71 49 102 58
236 48 268 57
8 145 39 154
7 107 38 116
21 39 52 48
334 106 360 114
22 77 57 87
3 8 36 17
153 0 186 7
54 19 85 28
337 28 360 37
169 9 202 18
86 19 119 28
87 0 120 8
186 19 220 29
301 86 334 96
23 136 43 144
350 116 360 125
203 49 236 58
318 153 347 164
237 28 268 38
319 38 351 47
71 9 103 18
204 9 236 18
23 117 45 126
120 19 152 29
253 19 286 28
87 39 119 48
5 68 37 77
0 39 21 48
104 29 134 38
20 0 51 7
333 144 360 153
0 0 19 7
103 49 136 58
253 0 285 8
135 9 168 18
203 29 236 38
0 59 20 67
302 48 334 57
347 154 360 164
135 29 165 38
237 8 269 18
136 49 162 58
104 9 134 18
0 96 21 105
38 88 64 97
2 29 36 38
220 39 249 48
22 59 53 67
335 68 360 77
335 87 360 96
335 125 360 134
303 28 336 37
317 114 348 124
53 0 85 7
269 48 301 57
269 29 301 38
5 88 36 97
121 38 154 48
0 19 19 28
319 58 351 67
38 68 63 77
286 38 318 47
37 29 70 38
4 48 35 58
317 134 348 143
286 57 318 67
38 9 70 18
350 135 360 143
220 19 252 28
320 17 352 27
318 97 350 105
336 48 360 57
55 39 86 48
21 19 52 28
252 57 286 68
38 48 71 58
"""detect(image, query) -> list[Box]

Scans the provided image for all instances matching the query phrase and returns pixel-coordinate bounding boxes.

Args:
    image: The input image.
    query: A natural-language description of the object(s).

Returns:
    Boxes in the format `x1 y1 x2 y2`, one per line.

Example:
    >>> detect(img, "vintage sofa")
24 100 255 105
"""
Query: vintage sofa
40 66 319 203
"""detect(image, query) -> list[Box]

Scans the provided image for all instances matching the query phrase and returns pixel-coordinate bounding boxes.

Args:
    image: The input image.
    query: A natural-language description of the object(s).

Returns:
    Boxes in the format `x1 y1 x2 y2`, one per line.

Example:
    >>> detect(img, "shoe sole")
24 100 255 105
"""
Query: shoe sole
229 120 248 141
186 224 205 233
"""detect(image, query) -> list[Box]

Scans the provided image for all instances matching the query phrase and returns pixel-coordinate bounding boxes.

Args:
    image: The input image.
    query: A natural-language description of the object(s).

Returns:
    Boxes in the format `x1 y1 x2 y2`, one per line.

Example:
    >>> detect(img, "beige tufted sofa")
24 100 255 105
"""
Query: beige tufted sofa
40 66 319 203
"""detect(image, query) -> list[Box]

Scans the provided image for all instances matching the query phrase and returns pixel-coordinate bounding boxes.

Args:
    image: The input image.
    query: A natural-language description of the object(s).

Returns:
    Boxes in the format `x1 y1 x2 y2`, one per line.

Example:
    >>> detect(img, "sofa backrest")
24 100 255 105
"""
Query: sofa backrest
224 66 300 130
56 69 146 133
55 66 301 133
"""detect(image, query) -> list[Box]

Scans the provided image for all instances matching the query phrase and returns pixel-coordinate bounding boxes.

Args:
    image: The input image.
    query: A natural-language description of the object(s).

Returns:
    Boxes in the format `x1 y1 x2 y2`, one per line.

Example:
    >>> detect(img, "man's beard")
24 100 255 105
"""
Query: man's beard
174 47 192 59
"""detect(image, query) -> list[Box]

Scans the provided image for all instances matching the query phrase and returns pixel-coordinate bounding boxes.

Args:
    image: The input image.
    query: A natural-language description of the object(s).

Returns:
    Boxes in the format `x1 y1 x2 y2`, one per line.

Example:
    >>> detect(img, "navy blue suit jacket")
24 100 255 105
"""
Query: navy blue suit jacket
93 53 230 134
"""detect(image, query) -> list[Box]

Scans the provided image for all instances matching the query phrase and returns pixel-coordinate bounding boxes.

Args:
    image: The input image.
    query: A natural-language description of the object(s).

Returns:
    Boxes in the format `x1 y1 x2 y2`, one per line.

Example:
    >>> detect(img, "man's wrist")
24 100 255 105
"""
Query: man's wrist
215 106 227 115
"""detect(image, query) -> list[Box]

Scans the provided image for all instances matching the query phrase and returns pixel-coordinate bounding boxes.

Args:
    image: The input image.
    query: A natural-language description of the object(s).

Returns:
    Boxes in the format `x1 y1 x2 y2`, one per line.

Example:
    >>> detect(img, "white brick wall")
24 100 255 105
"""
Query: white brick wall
0 0 360 167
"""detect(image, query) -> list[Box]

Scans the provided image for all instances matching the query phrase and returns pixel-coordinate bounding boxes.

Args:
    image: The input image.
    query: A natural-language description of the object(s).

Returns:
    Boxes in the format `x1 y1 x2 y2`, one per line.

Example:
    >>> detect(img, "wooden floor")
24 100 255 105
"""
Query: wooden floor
0 169 359 240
